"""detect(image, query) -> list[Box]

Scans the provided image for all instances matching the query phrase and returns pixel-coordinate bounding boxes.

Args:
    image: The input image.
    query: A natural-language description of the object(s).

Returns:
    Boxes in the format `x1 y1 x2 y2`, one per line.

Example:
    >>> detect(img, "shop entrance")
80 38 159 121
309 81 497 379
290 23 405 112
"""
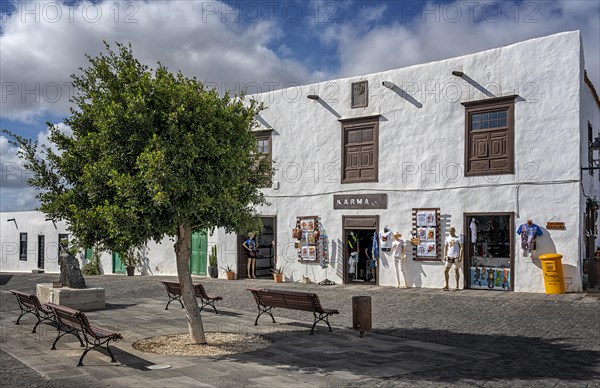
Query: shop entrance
237 216 276 279
342 215 379 284
464 213 514 291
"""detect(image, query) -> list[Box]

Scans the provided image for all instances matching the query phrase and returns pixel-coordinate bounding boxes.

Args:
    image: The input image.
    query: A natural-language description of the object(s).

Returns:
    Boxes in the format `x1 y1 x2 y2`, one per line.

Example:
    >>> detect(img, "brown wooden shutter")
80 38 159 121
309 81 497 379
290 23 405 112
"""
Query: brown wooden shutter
462 95 516 176
341 118 379 183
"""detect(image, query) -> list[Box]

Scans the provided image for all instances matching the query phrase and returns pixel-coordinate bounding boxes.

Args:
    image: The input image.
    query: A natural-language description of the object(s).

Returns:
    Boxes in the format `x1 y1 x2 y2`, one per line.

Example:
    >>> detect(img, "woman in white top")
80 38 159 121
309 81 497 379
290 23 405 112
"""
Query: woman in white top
391 232 406 288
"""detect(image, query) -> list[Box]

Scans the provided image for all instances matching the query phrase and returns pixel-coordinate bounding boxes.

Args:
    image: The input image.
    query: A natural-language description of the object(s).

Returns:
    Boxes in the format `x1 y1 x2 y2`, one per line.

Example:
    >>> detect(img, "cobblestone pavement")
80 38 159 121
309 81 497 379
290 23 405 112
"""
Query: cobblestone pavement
0 273 599 387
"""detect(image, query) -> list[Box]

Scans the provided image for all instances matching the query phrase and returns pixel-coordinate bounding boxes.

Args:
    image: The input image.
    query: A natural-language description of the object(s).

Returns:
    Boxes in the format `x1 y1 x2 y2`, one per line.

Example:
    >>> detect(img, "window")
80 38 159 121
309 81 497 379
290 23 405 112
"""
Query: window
58 234 69 255
588 122 594 176
254 130 272 187
462 95 516 176
340 116 379 183
19 233 27 260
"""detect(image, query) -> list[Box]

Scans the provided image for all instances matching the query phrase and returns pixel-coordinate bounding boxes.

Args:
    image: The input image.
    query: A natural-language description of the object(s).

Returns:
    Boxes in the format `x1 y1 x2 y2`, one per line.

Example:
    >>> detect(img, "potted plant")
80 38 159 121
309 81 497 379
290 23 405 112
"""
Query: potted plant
208 245 218 278
121 247 139 276
271 256 284 283
271 267 284 283
587 197 599 211
220 265 235 280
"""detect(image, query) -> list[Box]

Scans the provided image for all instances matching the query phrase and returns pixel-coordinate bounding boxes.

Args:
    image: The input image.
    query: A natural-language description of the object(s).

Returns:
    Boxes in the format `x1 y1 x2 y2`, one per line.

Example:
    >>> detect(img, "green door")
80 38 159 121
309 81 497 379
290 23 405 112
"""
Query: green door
191 229 208 276
112 252 126 274
85 247 94 261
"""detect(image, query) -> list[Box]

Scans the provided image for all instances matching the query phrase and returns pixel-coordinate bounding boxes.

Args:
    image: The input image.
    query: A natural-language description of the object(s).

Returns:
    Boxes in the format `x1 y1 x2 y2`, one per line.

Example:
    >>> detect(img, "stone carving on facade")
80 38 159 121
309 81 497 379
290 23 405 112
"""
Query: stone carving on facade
351 80 368 108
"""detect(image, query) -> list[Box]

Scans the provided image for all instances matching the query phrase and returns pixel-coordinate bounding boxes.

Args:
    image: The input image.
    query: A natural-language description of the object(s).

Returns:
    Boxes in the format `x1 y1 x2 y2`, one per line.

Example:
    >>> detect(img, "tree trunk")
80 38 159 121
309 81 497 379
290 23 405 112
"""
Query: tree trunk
174 224 206 344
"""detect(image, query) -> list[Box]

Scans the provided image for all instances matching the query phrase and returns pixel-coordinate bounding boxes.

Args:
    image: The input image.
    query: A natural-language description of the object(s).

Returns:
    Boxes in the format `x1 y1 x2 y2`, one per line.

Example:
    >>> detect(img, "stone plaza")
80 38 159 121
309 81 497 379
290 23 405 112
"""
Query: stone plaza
1 273 599 387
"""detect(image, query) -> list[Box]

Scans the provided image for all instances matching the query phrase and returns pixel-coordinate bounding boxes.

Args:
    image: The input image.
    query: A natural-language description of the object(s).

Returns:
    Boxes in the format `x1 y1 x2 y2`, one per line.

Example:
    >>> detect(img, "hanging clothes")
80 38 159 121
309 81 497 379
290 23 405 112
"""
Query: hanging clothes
372 231 379 260
516 222 542 252
348 232 359 253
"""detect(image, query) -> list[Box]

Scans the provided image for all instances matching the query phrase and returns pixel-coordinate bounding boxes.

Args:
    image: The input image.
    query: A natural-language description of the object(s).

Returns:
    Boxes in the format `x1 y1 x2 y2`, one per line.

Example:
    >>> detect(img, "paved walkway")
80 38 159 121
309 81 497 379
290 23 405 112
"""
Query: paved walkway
1 273 599 387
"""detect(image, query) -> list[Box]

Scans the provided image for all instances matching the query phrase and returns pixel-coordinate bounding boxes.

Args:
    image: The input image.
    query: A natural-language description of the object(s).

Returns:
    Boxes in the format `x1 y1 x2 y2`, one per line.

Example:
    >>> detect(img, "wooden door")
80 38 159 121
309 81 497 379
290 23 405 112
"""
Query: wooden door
190 229 207 276
37 235 45 269
112 252 125 274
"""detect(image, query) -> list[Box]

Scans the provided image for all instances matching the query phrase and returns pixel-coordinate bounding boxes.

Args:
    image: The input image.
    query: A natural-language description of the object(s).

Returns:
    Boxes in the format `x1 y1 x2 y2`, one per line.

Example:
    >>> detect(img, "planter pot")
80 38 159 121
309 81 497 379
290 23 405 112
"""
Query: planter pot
126 266 135 276
226 271 235 280
273 273 284 283
208 266 218 278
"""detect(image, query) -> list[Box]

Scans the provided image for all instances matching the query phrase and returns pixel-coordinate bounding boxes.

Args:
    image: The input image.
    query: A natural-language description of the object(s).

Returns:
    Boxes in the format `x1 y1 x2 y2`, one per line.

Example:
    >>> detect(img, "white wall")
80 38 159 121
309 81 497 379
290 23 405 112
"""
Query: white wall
228 30 589 292
0 211 69 273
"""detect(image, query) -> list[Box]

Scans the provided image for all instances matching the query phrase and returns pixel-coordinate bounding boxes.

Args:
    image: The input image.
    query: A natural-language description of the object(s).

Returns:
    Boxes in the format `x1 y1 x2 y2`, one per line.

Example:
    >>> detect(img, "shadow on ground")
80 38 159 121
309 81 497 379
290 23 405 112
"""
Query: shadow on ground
222 327 600 384
0 275 13 286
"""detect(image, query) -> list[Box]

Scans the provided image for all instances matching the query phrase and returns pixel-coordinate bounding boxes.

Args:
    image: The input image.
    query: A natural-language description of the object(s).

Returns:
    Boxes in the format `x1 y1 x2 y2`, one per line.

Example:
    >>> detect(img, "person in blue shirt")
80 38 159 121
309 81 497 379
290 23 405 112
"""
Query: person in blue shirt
243 233 257 278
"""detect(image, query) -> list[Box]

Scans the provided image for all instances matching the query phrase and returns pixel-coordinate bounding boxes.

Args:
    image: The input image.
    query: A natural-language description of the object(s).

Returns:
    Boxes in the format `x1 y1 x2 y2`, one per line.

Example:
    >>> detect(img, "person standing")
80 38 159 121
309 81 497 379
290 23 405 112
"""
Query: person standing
243 233 257 278
392 232 406 288
443 227 463 291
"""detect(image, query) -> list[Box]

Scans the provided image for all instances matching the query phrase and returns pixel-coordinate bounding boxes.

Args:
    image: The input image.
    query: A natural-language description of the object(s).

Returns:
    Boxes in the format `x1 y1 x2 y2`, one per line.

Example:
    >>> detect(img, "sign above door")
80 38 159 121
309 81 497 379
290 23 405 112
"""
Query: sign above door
334 194 387 209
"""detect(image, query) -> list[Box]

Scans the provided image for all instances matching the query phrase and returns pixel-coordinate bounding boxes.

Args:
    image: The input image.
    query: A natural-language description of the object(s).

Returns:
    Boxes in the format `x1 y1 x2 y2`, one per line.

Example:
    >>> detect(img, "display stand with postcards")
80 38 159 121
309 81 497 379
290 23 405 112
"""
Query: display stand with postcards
412 208 441 261
293 216 320 263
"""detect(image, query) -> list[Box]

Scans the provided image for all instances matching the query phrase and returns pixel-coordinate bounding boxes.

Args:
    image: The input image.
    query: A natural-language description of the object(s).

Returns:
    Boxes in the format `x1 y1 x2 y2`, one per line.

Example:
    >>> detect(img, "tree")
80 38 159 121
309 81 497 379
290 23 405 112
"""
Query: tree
3 42 271 344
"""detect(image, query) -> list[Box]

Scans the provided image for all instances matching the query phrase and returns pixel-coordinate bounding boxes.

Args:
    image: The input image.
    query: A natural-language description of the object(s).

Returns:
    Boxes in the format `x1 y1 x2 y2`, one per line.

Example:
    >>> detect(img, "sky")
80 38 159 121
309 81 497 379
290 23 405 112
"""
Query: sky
1 0 599 211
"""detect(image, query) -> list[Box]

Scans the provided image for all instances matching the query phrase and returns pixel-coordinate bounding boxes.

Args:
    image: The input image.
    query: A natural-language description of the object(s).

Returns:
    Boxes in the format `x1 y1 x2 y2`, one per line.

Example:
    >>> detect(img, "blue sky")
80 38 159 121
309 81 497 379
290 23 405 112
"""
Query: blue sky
1 0 599 211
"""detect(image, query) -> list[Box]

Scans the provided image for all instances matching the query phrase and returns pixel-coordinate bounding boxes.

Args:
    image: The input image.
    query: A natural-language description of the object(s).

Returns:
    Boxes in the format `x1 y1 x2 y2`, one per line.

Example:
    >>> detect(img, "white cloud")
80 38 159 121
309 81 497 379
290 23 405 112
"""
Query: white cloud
0 0 320 122
358 4 388 25
0 123 71 192
323 1 600 87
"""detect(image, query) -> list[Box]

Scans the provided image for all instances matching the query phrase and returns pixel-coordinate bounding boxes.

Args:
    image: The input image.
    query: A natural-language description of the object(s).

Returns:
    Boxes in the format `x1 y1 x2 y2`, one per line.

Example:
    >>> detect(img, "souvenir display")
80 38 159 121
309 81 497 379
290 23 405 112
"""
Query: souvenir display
318 232 329 268
413 208 441 260
296 216 322 262
470 265 511 290
301 246 309 260
427 228 436 241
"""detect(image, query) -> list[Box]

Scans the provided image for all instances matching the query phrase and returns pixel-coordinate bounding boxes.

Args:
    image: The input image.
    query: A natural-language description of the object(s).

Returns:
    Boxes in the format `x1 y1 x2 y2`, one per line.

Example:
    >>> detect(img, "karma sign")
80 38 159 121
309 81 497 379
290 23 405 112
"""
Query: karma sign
333 194 387 209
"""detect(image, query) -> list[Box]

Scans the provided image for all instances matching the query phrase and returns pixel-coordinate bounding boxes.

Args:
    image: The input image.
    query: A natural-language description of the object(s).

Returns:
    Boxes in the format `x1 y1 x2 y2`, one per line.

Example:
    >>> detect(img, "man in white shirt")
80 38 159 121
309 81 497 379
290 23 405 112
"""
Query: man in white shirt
380 227 392 252
443 227 463 291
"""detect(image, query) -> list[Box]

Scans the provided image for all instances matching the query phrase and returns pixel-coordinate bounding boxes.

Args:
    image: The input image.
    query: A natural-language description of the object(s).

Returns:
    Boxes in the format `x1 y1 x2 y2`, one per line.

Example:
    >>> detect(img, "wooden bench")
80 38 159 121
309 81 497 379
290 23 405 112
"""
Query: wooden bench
46 303 122 366
160 281 223 314
10 290 56 333
247 288 339 335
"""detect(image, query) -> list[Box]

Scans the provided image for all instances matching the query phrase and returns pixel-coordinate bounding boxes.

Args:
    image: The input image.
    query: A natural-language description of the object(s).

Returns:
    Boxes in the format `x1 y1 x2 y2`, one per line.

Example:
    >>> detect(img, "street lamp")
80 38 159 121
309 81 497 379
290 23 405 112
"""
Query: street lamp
582 135 600 171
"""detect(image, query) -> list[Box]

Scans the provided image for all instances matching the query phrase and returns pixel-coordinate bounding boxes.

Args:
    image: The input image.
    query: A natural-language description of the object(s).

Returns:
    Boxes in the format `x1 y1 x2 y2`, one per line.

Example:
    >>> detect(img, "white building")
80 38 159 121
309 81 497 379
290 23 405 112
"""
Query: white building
2 31 599 293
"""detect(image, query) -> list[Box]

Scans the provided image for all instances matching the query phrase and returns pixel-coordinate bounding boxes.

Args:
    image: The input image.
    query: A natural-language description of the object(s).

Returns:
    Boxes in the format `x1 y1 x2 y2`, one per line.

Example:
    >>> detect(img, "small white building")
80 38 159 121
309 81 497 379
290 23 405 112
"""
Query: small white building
1 31 599 293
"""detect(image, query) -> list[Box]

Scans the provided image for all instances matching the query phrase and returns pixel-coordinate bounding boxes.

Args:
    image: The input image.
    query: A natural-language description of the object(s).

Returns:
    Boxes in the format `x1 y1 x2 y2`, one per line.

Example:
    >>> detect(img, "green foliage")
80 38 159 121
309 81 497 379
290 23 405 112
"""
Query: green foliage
209 245 218 267
220 264 234 273
120 246 140 267
82 248 103 276
270 267 284 275
2 41 272 255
